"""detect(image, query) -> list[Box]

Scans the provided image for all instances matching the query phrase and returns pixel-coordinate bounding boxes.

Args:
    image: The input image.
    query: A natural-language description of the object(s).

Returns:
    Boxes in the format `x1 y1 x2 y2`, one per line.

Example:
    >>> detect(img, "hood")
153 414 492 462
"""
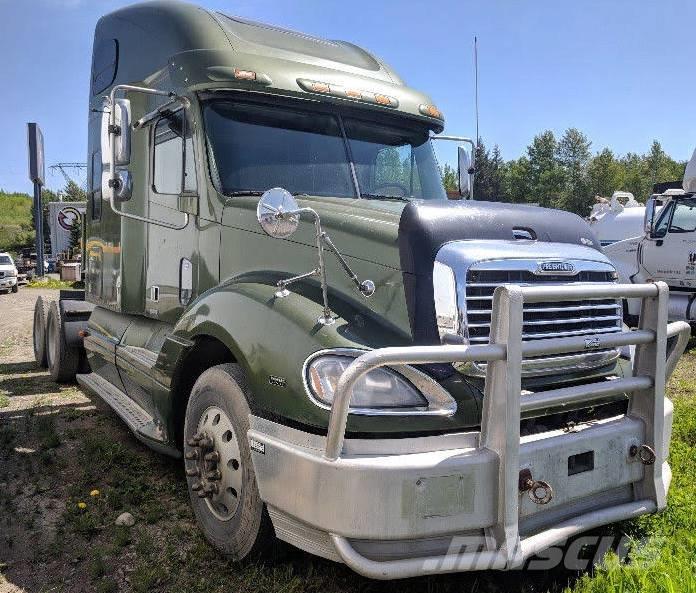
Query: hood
398 200 601 276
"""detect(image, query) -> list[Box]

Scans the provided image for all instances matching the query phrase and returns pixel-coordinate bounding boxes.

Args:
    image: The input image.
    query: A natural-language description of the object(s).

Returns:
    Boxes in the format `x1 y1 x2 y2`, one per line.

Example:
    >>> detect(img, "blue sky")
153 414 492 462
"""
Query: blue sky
1 0 695 193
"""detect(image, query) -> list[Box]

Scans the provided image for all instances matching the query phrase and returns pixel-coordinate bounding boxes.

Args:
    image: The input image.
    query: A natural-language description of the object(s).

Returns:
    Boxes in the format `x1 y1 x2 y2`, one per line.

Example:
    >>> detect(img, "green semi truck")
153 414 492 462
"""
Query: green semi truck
33 1 690 578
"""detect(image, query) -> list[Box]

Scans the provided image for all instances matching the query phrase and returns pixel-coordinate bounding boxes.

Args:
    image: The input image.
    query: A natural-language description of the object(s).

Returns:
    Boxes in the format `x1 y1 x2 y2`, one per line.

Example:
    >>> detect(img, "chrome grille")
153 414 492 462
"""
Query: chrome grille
464 267 622 376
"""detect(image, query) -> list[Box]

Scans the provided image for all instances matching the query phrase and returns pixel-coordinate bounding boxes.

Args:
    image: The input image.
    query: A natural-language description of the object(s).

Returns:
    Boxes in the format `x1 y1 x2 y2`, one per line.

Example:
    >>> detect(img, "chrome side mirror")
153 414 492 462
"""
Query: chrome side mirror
457 146 471 198
256 188 300 239
644 197 656 236
101 98 131 166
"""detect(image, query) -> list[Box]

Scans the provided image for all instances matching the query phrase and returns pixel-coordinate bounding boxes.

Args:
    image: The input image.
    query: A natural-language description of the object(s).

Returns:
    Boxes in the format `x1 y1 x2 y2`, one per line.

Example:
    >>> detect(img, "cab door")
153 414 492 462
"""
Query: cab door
641 197 696 288
144 109 199 324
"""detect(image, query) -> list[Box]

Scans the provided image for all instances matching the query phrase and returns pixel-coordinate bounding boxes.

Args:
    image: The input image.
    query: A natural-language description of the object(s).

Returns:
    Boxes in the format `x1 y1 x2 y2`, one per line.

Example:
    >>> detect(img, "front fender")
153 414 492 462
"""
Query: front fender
168 279 481 436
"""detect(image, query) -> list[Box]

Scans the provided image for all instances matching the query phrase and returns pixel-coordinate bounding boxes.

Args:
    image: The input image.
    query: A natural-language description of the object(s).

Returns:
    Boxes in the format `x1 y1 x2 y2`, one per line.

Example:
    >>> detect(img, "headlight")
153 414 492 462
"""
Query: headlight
8 269 17 277
303 350 457 416
306 355 427 409
433 261 460 340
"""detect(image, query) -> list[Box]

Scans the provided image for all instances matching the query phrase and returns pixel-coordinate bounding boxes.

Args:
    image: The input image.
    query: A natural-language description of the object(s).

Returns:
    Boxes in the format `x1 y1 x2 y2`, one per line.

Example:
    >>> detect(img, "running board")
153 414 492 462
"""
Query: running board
76 372 181 458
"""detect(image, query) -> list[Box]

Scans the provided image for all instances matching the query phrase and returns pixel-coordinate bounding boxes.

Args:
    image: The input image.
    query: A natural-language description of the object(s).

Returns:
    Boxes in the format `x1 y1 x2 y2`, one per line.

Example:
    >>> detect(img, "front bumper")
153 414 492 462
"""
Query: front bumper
249 401 672 573
248 282 689 579
0 276 17 289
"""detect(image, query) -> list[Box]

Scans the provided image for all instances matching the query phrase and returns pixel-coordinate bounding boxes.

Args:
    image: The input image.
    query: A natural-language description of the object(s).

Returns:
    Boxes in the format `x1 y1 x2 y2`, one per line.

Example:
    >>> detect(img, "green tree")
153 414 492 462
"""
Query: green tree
557 128 592 214
588 148 624 198
69 214 83 253
61 180 88 202
500 157 532 204
526 131 564 208
441 163 458 193
473 140 504 201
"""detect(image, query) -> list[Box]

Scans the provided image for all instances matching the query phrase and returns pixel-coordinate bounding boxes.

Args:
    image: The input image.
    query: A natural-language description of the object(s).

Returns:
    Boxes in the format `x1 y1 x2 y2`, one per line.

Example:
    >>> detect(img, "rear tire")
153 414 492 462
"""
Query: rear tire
46 301 80 382
183 363 274 560
33 296 49 368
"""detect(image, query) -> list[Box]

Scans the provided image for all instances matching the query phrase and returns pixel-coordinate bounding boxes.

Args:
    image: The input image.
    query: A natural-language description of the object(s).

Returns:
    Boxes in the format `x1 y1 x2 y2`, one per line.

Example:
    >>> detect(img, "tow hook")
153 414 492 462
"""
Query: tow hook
186 431 223 499
519 468 553 505
629 444 657 465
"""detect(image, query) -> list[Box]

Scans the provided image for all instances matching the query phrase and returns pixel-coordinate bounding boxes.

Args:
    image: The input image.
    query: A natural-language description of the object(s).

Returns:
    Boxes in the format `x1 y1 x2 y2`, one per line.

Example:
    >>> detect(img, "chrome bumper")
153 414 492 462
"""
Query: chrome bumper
0 276 17 287
248 282 689 579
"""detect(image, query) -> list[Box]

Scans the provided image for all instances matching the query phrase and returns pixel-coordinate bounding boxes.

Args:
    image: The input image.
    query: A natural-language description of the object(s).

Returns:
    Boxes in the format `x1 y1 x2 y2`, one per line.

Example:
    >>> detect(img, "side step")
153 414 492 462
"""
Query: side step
76 372 180 458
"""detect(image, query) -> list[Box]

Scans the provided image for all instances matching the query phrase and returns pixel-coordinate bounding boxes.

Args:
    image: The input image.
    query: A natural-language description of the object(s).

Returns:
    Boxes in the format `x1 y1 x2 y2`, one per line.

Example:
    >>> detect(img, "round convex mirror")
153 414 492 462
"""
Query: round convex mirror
256 187 301 239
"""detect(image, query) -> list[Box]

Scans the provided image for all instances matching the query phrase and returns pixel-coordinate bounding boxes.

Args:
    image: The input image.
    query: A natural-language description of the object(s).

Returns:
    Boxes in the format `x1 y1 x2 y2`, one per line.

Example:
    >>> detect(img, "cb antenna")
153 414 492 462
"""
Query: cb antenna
474 36 479 150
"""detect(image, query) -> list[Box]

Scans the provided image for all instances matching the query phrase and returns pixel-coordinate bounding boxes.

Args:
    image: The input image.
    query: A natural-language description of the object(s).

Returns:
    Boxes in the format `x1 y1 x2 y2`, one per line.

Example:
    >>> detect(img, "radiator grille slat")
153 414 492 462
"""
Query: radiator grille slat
463 268 622 375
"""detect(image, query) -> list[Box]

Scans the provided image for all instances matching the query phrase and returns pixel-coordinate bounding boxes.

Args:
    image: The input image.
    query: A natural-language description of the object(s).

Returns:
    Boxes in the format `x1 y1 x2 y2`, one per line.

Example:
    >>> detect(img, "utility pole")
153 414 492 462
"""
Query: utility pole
27 123 45 278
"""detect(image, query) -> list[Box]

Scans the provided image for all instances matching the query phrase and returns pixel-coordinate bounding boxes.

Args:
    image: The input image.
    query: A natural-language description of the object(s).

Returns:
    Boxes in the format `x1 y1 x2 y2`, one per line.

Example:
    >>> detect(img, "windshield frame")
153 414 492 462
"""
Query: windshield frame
200 92 445 202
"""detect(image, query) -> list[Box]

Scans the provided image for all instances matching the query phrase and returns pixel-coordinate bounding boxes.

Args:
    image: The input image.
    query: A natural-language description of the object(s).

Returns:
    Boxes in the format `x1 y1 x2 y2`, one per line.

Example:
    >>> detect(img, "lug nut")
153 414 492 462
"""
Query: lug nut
185 450 199 460
204 451 220 462
185 468 200 477
205 470 222 481
191 481 202 492
198 436 214 449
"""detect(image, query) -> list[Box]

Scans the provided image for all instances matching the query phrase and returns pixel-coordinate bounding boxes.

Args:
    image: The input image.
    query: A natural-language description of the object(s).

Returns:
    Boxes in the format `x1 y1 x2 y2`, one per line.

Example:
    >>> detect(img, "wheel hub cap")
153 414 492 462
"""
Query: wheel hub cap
185 406 242 521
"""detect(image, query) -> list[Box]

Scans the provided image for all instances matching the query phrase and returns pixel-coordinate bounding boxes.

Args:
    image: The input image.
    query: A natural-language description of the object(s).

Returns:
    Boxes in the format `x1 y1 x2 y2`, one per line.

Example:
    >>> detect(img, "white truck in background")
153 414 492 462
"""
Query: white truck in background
588 191 646 246
604 150 696 325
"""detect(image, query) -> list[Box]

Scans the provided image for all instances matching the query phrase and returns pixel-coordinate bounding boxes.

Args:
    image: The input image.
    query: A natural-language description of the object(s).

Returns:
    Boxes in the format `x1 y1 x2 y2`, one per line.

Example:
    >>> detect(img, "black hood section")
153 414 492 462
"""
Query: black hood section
398 200 601 345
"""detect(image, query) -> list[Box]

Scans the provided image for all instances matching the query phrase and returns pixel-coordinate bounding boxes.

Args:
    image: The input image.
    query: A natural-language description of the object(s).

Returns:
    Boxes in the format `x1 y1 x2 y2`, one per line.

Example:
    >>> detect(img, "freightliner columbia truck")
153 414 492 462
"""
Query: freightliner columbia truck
32 1 689 578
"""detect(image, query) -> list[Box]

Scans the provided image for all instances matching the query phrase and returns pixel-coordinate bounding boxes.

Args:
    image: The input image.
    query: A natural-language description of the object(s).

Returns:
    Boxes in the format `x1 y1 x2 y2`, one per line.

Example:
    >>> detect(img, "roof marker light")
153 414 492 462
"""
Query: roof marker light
419 104 444 119
297 78 399 109
234 68 256 81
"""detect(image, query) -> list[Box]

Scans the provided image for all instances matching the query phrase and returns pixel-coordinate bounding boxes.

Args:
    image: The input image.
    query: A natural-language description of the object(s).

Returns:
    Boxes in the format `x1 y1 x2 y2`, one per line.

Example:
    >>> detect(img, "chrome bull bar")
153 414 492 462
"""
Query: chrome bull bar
324 282 690 578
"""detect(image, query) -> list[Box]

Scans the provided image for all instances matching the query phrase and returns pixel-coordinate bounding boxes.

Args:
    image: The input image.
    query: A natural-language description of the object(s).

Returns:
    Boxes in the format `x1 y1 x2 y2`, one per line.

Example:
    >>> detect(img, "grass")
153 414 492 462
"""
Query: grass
26 277 79 290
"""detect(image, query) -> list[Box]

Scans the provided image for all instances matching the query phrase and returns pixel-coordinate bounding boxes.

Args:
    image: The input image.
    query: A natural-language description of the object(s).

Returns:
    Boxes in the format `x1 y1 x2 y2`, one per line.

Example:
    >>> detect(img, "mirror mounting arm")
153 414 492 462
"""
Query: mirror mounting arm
106 84 190 231
321 233 375 297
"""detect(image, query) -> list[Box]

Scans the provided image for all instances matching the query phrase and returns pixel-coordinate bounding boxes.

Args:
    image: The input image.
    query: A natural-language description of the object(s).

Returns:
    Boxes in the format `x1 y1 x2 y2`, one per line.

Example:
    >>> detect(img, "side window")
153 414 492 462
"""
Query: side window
153 111 197 194
91 150 102 220
669 198 696 233
91 39 118 96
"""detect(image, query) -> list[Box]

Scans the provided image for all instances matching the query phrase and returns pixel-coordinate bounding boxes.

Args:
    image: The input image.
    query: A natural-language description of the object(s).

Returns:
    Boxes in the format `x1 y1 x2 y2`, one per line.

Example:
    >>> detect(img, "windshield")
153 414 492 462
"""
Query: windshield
0 256 12 266
203 99 446 201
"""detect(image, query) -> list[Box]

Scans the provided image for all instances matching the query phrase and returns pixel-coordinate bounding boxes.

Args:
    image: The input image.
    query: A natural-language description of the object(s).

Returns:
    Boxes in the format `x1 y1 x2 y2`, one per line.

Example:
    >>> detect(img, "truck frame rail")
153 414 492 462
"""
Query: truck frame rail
324 282 689 578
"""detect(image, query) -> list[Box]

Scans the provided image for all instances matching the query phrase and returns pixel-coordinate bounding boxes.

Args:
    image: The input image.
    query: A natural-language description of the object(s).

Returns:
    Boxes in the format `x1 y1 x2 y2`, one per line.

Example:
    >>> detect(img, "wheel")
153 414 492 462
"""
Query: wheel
46 301 80 382
11 284 18 293
33 296 50 368
183 363 274 560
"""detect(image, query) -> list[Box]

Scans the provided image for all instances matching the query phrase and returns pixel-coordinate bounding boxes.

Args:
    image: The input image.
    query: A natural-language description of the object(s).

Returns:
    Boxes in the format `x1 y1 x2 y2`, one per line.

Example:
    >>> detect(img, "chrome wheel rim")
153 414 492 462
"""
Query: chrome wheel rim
191 406 243 521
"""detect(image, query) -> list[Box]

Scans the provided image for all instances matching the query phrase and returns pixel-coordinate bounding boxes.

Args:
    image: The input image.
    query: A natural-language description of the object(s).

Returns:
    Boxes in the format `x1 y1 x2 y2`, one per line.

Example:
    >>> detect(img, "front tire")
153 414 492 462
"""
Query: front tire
11 284 18 293
183 363 274 560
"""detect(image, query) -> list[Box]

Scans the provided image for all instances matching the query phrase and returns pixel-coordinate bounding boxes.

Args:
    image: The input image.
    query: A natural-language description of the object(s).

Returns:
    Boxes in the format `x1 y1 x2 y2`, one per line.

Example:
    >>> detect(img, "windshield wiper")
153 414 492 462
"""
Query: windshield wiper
360 193 412 202
225 190 265 197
